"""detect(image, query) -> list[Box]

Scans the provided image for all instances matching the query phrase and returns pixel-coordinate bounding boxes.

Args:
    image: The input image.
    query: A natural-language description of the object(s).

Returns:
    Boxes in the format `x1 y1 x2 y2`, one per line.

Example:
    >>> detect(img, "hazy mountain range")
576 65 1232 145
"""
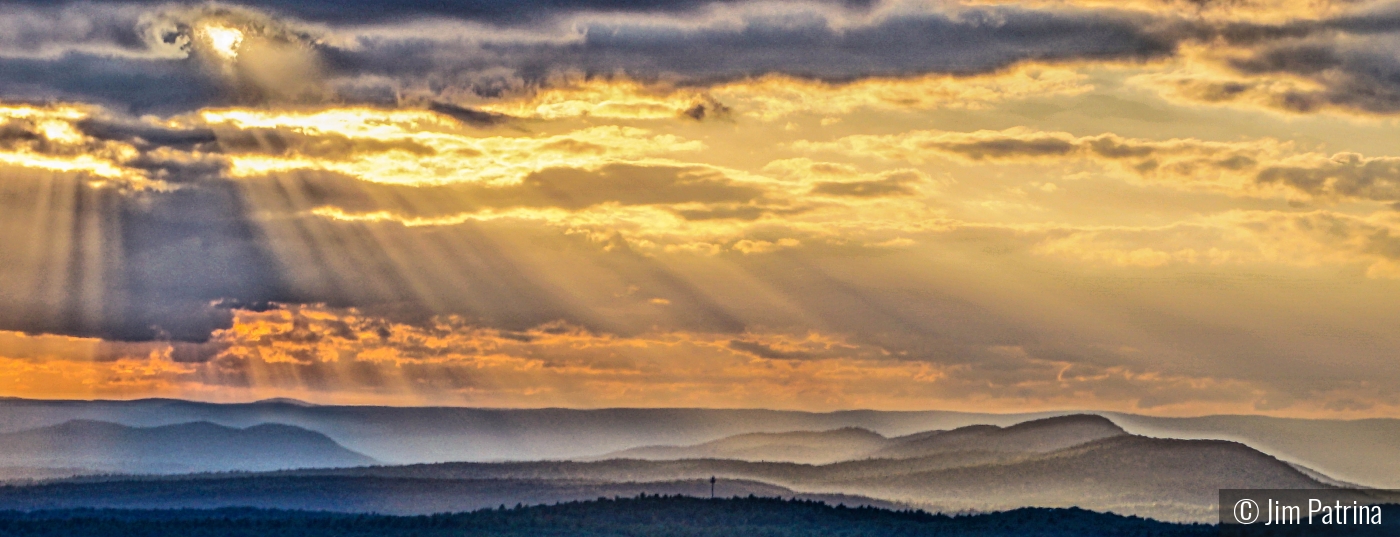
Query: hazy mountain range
0 414 1331 522
0 420 375 475
252 415 1320 521
0 398 1394 488
0 475 900 515
0 398 1391 522
596 414 1130 464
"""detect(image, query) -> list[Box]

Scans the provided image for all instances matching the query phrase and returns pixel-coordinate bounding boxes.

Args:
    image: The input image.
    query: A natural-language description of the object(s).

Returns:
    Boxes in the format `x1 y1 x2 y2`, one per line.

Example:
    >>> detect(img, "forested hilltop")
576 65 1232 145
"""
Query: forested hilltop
0 495 1213 537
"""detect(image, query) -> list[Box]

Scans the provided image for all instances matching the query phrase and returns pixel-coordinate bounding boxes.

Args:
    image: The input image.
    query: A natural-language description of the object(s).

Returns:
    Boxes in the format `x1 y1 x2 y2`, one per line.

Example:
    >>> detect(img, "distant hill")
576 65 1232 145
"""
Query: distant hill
0 420 376 474
848 435 1323 521
0 398 1394 487
0 414 1328 521
0 497 1221 537
425 439 1307 520
598 427 891 464
252 398 319 407
597 415 1130 464
872 414 1127 459
1108 412 1400 488
0 475 898 514
0 398 1055 463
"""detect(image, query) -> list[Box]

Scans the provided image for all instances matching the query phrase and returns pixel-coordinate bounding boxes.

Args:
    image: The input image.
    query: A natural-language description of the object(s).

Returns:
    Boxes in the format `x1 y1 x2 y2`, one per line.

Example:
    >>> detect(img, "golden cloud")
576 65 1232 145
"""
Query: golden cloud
0 305 1387 416
1129 40 1400 118
1023 210 1400 277
803 126 1400 204
1128 52 1347 115
0 103 156 188
474 66 1091 122
202 108 706 186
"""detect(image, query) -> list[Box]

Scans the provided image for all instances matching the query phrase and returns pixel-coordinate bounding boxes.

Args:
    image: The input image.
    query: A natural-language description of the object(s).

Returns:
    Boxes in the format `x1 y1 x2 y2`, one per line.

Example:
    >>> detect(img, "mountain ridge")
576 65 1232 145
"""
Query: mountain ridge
0 430 1321 522
595 414 1130 464
0 420 376 475
0 398 1394 487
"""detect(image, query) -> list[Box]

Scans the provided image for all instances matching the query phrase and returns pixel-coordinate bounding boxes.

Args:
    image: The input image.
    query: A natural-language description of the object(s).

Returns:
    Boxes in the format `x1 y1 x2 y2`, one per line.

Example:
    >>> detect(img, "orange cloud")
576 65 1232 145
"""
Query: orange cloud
5 305 1387 417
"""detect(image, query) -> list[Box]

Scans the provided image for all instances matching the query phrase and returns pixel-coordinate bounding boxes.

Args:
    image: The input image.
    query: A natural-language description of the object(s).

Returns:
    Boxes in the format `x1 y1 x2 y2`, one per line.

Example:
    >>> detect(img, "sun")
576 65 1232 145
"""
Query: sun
201 25 245 60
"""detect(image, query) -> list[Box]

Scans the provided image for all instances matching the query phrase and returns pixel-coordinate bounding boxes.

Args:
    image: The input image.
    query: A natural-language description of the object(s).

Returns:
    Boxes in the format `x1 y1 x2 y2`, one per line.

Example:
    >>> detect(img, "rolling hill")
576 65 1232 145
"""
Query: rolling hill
597 427 891 464
871 414 1128 459
0 475 898 514
0 398 1054 463
597 415 1131 464
0 420 376 474
0 398 1393 488
7 415 1324 522
0 497 1223 537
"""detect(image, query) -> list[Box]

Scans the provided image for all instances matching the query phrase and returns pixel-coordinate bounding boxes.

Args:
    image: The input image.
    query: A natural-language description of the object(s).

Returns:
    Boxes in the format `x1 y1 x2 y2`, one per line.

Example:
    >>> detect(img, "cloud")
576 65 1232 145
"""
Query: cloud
1138 48 1400 116
14 95 1400 356
425 101 513 127
1023 210 1400 277
1116 4 1400 117
203 108 707 186
9 0 1400 121
803 126 1400 204
0 305 1271 413
0 1 1174 113
0 100 935 345
1218 36 1400 114
9 1 1400 419
1006 0 1379 23
267 162 770 212
474 65 1091 121
2 303 1389 416
1257 152 1400 202
810 170 928 198
0 169 293 342
0 0 877 27
323 5 1178 90
0 101 227 189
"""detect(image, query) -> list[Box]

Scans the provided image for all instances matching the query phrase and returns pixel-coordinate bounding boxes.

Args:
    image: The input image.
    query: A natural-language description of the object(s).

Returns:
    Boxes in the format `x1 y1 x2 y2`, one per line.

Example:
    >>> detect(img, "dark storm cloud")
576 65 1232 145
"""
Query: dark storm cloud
0 0 877 26
11 0 1400 117
0 54 220 114
0 1 1184 112
327 7 1178 85
77 118 218 151
1222 39 1400 114
1127 5 1400 115
426 101 512 128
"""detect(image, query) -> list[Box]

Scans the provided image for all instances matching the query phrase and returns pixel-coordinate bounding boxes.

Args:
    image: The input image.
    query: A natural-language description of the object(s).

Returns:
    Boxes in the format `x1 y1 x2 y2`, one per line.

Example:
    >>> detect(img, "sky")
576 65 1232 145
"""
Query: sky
2 0 1400 416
